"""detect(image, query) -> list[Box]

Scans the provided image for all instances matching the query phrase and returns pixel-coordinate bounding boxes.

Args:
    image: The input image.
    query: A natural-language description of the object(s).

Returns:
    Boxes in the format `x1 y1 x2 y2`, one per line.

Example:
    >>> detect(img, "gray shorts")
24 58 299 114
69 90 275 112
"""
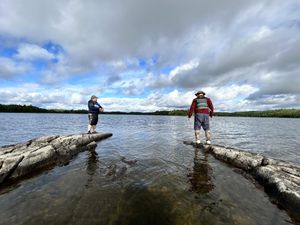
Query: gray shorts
194 113 210 131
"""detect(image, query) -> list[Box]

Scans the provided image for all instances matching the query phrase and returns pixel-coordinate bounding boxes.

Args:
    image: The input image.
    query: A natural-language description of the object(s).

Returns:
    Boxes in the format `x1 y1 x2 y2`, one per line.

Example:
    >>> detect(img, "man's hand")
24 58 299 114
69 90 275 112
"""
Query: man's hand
99 108 104 112
209 111 213 118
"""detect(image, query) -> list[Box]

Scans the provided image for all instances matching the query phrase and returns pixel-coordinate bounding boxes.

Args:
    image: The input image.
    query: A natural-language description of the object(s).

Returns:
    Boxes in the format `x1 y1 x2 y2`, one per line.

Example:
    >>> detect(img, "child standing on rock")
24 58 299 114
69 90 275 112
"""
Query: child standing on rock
87 95 104 134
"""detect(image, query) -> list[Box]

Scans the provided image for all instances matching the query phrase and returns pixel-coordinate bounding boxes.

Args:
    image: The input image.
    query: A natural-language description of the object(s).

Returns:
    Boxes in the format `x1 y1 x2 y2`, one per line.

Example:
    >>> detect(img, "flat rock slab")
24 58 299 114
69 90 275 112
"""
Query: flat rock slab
202 144 300 223
0 133 112 185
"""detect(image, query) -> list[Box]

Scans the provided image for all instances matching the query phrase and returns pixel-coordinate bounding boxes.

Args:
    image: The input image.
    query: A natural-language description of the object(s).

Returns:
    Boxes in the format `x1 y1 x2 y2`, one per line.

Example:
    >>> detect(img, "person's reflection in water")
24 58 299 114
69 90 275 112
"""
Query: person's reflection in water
111 183 179 225
188 148 214 194
85 148 99 188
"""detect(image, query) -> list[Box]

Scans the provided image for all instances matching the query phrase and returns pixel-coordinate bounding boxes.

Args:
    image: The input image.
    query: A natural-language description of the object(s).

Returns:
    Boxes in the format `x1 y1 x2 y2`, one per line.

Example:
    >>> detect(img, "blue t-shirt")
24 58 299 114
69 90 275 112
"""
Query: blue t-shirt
88 100 102 114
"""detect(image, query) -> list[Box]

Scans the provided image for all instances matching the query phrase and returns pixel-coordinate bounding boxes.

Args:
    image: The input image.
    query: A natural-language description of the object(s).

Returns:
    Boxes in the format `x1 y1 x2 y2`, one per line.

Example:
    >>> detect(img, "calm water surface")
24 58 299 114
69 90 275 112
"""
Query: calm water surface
0 113 299 225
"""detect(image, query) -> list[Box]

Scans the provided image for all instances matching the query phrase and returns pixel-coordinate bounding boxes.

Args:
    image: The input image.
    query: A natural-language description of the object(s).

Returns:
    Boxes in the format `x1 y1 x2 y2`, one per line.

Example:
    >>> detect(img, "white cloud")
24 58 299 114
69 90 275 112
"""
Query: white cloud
70 93 85 104
252 26 272 41
0 0 299 111
205 84 258 102
240 94 300 111
15 43 54 61
0 0 277 65
0 84 261 112
0 57 30 78
169 60 199 78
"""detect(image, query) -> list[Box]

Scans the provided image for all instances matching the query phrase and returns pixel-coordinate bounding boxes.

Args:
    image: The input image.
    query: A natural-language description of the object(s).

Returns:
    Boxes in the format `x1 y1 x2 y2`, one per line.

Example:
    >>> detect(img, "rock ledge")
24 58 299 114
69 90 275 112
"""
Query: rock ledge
204 144 300 223
0 133 112 184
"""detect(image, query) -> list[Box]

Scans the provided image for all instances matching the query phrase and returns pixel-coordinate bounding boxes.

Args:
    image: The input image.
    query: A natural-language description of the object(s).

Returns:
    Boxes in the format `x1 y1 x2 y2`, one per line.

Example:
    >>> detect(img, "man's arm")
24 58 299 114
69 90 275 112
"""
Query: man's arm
96 102 103 108
188 99 196 118
96 102 104 112
207 98 214 117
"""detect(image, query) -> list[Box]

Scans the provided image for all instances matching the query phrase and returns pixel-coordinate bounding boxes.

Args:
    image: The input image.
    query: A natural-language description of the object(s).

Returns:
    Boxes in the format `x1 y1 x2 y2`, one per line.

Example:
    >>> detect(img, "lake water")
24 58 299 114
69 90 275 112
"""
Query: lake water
0 113 299 225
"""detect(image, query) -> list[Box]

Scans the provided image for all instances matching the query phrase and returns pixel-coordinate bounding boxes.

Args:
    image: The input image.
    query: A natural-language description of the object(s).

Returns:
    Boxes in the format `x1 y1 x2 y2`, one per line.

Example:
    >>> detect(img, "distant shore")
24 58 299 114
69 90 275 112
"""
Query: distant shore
0 104 299 118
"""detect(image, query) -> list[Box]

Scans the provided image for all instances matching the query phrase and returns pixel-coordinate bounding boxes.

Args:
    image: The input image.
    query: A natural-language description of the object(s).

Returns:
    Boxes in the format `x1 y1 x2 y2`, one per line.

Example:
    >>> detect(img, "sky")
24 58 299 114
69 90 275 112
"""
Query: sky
0 0 299 112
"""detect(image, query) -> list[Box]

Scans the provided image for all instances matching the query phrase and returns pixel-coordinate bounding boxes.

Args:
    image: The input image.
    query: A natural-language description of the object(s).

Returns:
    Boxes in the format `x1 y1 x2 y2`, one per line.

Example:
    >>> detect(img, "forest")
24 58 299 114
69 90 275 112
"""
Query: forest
0 104 299 118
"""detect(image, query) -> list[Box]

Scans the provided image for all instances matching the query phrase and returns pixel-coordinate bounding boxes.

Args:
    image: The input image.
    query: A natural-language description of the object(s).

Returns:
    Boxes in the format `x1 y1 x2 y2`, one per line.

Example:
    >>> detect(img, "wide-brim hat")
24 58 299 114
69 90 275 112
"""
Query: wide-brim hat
195 91 205 96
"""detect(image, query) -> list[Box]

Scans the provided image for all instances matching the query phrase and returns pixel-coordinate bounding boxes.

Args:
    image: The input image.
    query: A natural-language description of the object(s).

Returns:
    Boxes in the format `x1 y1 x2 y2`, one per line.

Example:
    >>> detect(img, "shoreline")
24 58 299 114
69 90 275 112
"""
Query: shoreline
0 111 300 119
1 104 299 118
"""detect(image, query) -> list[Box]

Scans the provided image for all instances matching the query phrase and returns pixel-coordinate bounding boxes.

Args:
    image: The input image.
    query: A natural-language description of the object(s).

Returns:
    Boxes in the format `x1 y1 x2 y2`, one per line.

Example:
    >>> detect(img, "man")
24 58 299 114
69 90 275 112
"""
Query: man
188 91 214 145
87 95 104 134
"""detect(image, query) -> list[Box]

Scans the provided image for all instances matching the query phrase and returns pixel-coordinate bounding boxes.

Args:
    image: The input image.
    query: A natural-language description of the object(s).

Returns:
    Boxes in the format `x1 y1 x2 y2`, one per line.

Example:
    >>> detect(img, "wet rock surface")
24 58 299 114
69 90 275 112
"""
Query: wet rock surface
201 144 300 223
0 133 112 185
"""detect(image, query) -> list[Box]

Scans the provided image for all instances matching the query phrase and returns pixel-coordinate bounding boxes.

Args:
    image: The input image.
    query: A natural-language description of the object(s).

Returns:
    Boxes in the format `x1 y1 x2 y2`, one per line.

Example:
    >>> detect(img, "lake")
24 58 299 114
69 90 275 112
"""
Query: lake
0 113 299 225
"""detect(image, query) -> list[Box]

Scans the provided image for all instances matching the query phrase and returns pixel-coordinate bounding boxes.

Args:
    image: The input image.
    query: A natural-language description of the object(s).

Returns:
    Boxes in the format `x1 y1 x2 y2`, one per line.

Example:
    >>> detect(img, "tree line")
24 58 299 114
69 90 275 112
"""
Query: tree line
0 104 299 118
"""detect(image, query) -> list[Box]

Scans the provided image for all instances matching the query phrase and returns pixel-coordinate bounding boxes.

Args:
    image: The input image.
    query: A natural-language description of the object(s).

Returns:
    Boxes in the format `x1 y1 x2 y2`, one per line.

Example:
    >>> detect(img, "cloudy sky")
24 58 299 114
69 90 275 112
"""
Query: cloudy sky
0 0 299 112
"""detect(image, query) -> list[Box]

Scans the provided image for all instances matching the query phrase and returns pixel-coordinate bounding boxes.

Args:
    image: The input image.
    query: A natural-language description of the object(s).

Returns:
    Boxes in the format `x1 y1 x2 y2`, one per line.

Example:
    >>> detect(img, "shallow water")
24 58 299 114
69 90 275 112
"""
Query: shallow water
0 113 299 225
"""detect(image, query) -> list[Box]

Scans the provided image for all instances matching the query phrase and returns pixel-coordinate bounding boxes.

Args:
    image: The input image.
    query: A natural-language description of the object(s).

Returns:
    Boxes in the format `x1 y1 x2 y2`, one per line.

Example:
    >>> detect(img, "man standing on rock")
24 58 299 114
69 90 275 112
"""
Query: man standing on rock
188 91 214 145
87 95 104 134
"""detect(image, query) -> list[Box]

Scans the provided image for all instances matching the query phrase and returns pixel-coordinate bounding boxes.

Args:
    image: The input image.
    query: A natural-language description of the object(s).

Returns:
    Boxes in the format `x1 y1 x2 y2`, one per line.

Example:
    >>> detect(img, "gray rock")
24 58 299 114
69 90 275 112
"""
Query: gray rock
0 133 112 184
210 146 264 171
261 157 269 166
10 145 57 179
87 141 97 150
105 162 129 180
121 156 138 166
0 155 24 183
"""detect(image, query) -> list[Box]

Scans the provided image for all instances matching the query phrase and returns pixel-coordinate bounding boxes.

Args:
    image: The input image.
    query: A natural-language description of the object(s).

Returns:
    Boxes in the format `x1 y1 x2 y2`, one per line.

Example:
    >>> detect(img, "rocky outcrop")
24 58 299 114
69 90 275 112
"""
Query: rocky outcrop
0 133 112 185
203 144 300 223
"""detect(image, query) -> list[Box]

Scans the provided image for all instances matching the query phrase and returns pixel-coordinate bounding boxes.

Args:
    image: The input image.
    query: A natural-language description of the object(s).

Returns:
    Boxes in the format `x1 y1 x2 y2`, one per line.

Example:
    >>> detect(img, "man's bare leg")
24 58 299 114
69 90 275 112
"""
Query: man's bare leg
195 130 201 144
205 130 211 144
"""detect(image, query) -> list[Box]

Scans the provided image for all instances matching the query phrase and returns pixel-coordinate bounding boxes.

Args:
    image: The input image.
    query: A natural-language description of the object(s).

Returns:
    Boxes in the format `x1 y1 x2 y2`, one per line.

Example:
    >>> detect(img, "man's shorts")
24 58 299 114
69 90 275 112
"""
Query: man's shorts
194 113 210 131
88 113 98 125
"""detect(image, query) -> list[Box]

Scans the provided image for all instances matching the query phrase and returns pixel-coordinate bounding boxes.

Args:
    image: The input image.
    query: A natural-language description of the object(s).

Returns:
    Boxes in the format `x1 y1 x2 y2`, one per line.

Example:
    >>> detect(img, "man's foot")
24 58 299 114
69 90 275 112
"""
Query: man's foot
206 140 211 145
87 131 91 134
196 140 201 144
92 131 98 134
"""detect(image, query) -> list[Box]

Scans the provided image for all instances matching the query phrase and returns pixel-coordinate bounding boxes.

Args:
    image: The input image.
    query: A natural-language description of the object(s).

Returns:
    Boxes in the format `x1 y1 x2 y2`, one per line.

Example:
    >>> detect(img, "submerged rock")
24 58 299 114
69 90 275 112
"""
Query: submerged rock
203 144 300 223
121 156 138 166
105 157 138 180
0 133 112 184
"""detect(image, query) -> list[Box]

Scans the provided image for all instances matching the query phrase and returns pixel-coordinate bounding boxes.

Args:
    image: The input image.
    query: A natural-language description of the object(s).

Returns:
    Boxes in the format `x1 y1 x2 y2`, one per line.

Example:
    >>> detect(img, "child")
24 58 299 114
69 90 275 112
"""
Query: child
87 95 104 134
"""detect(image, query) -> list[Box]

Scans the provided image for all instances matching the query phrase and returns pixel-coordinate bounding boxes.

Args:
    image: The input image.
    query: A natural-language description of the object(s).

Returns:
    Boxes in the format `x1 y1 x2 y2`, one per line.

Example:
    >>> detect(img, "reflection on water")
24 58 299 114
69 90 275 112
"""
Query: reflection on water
188 148 214 194
85 149 99 188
